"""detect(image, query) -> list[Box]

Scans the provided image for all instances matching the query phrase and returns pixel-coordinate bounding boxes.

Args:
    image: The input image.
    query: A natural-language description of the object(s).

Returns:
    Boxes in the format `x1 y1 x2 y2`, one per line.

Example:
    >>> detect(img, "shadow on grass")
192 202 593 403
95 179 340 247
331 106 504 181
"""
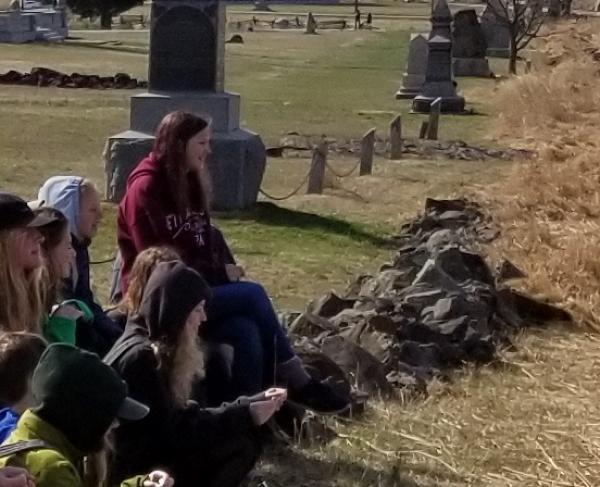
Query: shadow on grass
256 446 439 487
216 202 395 249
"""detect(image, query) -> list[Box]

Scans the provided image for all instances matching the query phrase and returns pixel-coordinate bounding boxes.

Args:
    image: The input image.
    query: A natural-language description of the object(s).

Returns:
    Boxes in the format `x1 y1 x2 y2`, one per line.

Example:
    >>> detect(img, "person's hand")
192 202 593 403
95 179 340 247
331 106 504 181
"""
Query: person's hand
264 388 288 404
143 471 174 487
0 467 35 487
53 304 83 321
225 264 245 282
249 389 287 426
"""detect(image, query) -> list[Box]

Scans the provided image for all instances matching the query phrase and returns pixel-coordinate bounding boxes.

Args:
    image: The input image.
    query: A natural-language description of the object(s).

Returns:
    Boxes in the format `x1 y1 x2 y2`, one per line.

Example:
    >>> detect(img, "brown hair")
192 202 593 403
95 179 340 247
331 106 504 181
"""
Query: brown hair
120 246 181 315
0 229 44 334
36 207 70 312
0 332 47 405
153 111 212 214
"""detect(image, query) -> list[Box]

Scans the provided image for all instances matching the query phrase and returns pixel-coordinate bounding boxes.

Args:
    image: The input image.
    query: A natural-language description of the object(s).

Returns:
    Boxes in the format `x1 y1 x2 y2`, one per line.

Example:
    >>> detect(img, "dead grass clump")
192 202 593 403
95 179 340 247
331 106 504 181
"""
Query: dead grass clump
487 20 600 330
494 59 600 134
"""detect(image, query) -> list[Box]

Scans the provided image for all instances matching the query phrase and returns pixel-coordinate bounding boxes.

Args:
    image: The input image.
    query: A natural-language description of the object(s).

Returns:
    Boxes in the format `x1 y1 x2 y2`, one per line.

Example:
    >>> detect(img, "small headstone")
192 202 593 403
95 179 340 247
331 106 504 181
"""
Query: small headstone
389 115 403 160
548 0 561 16
253 0 273 11
226 34 244 44
396 33 429 99
273 17 290 29
359 128 376 176
305 12 317 34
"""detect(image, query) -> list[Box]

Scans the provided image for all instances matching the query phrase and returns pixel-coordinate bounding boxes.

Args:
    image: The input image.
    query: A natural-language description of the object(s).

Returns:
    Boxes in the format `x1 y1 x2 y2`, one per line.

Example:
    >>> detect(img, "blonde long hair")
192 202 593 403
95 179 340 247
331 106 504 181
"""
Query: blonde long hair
0 229 44 334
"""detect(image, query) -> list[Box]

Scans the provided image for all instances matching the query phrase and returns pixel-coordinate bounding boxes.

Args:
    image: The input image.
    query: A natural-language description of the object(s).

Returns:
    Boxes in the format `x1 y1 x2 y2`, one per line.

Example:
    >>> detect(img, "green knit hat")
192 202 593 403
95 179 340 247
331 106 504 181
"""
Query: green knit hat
33 343 148 453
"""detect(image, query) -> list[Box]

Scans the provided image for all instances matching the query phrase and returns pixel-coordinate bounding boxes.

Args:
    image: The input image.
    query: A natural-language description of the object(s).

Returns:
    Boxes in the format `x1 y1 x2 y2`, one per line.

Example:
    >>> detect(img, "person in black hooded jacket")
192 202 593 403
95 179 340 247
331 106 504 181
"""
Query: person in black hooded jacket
104 261 287 487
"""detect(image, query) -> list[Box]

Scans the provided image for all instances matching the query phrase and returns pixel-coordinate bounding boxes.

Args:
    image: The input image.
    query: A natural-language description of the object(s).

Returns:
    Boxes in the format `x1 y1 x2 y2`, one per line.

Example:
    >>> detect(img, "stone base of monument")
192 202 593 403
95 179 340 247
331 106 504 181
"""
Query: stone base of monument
105 91 266 210
129 92 241 134
452 58 491 77
486 48 510 59
412 93 465 114
395 74 425 100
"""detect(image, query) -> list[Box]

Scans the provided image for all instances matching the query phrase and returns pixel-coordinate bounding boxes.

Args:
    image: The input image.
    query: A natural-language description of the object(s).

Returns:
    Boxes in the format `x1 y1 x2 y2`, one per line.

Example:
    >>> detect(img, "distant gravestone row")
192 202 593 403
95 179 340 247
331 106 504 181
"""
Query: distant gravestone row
395 0 510 113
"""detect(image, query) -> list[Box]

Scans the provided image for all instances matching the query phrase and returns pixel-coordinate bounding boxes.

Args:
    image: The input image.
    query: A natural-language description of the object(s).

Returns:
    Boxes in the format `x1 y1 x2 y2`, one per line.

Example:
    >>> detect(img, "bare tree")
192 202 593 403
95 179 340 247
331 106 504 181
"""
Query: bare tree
486 0 546 74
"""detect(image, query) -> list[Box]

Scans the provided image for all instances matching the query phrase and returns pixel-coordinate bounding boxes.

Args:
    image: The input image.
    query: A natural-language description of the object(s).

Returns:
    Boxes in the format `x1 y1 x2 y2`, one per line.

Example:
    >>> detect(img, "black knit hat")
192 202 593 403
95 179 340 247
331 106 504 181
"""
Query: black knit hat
0 192 58 231
33 344 149 453
139 261 212 343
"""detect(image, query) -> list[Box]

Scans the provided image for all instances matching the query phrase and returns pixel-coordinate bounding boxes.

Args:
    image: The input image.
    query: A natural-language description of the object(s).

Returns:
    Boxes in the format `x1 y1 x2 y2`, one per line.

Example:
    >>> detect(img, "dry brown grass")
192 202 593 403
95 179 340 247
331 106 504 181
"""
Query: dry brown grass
254 20 600 487
478 19 600 330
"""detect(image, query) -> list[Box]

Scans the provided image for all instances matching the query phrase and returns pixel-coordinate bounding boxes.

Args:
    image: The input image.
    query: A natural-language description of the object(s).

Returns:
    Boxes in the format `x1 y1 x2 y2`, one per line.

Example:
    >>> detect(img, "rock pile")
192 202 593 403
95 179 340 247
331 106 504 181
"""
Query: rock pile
0 67 147 89
289 199 571 398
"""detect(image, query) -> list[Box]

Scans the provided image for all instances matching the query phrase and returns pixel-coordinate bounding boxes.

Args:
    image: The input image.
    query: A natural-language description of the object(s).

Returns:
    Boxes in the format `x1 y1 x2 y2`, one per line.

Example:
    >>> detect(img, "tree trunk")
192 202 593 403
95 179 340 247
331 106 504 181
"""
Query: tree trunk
561 0 572 15
100 8 112 29
509 43 518 75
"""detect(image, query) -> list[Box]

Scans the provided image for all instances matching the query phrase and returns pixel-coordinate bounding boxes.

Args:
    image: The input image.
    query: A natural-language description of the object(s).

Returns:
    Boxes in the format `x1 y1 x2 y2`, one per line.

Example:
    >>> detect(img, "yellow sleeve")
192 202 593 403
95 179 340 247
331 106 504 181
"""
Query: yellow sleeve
32 455 82 487
119 474 148 487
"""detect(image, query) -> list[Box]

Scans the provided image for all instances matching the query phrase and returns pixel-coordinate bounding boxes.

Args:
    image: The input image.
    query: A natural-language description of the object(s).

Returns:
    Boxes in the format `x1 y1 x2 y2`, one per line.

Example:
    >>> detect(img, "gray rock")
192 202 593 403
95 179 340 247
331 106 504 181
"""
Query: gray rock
308 291 356 318
321 336 393 396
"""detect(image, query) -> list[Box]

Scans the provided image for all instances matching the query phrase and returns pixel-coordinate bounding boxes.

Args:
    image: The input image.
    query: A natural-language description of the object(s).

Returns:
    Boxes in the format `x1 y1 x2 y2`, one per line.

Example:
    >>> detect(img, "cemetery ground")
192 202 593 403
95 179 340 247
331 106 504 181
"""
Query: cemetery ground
2 10 600 486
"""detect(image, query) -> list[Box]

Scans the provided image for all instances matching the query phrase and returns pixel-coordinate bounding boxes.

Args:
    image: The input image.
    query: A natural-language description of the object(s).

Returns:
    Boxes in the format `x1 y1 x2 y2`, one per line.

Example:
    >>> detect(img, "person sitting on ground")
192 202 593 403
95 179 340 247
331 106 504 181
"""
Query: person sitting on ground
105 261 286 487
34 207 96 345
34 177 122 354
0 343 173 487
0 333 47 444
116 110 349 414
0 467 35 487
108 247 181 329
0 192 55 335
0 193 79 341
108 246 242 405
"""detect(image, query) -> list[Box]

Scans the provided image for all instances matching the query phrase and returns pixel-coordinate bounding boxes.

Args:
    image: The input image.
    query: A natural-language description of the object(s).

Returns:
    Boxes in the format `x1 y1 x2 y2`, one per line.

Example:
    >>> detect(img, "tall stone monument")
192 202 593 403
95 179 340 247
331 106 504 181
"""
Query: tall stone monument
480 1 510 58
452 9 491 77
105 0 266 210
412 0 465 113
395 33 428 100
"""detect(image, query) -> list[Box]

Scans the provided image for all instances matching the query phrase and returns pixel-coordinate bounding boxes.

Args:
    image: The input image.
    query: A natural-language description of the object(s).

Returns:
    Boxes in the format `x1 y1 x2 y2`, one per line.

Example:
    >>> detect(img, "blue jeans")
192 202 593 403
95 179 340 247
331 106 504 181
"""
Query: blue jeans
203 282 295 397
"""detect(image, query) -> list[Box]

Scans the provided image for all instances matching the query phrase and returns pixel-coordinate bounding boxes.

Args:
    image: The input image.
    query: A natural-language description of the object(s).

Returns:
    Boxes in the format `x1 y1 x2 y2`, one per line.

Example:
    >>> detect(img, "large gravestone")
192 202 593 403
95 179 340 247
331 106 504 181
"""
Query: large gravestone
412 0 465 113
106 0 266 210
480 2 510 58
395 33 428 100
452 9 491 77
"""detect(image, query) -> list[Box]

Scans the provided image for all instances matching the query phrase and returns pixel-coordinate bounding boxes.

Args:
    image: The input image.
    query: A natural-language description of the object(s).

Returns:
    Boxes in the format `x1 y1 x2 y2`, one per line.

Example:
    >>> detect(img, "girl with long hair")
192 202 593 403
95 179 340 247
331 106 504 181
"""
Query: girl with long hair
34 207 94 345
117 111 349 414
105 261 284 487
0 193 55 336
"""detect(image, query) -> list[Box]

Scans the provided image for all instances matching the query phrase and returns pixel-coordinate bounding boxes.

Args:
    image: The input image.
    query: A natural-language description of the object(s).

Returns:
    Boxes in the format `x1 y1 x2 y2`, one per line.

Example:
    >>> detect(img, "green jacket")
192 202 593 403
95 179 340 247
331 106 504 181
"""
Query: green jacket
0 410 146 487
43 299 95 345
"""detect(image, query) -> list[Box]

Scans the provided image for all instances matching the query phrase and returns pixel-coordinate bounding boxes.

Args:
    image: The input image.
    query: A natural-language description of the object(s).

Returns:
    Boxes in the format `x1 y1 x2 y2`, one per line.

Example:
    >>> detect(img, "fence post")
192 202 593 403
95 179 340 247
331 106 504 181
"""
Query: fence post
359 128 376 176
419 121 429 139
426 97 442 140
389 114 402 160
307 140 327 194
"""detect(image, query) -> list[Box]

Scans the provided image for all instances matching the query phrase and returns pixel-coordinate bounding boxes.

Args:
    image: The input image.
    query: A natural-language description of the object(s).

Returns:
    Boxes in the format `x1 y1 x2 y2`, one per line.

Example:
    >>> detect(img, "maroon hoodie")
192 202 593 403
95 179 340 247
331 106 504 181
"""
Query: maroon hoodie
117 153 235 292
